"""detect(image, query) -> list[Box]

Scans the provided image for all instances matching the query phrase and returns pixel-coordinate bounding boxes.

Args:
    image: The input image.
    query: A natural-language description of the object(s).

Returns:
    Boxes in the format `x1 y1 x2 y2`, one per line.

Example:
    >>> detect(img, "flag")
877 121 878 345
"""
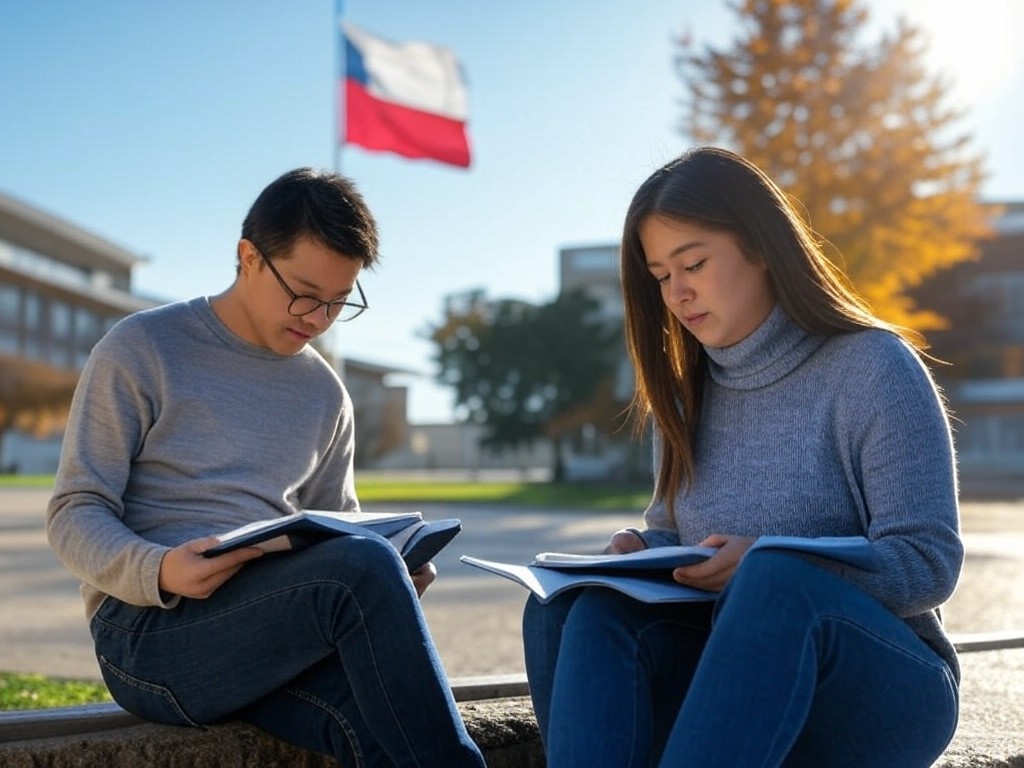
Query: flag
341 22 471 169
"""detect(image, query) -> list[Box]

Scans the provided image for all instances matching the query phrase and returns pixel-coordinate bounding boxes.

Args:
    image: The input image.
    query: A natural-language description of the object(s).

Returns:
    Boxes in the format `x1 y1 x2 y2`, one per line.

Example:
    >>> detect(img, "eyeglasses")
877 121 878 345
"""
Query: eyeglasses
256 247 368 323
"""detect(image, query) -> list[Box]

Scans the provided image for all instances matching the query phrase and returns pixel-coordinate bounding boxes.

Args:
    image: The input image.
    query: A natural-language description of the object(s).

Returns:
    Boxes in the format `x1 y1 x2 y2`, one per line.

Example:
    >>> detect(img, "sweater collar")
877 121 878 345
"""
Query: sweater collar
703 304 823 390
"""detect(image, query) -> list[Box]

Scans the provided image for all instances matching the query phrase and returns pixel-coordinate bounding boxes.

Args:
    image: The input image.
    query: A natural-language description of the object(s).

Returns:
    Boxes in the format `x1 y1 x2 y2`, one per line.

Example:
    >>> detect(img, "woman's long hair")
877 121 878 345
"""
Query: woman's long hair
620 146 924 511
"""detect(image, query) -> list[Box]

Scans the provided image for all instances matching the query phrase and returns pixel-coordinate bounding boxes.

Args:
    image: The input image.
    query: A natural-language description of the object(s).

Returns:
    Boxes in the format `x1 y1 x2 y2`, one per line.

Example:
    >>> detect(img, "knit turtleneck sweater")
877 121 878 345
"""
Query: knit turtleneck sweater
641 305 963 678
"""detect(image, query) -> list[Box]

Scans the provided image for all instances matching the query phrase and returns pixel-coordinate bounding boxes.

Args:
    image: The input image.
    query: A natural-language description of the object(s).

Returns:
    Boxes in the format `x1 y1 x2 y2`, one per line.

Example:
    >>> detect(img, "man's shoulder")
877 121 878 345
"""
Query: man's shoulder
297 346 348 395
92 299 201 363
107 298 197 335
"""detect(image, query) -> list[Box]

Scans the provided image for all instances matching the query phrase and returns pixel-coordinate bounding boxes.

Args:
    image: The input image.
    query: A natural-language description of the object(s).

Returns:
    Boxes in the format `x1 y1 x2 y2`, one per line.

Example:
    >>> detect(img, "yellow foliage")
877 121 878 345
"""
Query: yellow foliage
675 0 993 332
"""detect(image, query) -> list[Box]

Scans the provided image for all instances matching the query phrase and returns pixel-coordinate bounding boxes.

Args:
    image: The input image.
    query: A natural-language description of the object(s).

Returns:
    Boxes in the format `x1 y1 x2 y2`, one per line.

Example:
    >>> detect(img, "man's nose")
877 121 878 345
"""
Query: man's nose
300 306 333 330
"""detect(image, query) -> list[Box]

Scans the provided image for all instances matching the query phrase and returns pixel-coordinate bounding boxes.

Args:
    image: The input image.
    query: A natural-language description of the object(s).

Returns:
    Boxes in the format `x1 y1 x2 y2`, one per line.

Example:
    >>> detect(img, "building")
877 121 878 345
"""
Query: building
0 192 158 473
373 420 554 476
338 357 414 468
557 244 645 480
914 203 1024 495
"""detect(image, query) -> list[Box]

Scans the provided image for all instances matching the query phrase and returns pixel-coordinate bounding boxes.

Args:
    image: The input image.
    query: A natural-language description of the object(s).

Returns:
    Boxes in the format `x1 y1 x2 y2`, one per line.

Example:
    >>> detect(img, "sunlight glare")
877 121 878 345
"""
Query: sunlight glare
890 0 1022 106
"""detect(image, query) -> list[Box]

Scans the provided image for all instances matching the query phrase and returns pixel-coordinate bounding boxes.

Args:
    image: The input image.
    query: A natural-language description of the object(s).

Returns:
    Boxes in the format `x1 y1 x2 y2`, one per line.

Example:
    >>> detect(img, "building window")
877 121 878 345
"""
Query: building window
0 284 17 355
73 307 108 367
973 273 1024 327
0 282 19 318
49 299 74 368
23 290 40 331
958 413 1024 464
22 290 43 360
51 299 72 340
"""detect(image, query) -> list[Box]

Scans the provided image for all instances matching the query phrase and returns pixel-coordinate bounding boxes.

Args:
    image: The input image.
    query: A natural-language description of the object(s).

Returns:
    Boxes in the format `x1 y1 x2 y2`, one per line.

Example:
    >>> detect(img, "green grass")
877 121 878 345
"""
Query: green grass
0 474 55 488
0 672 111 711
0 474 652 511
356 478 651 511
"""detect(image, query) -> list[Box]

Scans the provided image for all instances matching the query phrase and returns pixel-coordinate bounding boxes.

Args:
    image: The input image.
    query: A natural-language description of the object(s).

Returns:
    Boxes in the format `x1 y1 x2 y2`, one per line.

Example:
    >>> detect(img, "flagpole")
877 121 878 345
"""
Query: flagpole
334 0 344 173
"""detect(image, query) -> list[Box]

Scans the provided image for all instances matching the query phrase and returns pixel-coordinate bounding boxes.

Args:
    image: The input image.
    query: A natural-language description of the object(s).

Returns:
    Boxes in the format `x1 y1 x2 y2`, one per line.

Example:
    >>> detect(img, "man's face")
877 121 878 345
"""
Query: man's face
237 236 363 355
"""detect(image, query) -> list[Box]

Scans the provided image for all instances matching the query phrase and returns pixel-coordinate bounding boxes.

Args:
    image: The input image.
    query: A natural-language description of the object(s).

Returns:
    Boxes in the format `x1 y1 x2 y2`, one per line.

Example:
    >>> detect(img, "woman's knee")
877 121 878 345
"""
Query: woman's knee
728 547 823 595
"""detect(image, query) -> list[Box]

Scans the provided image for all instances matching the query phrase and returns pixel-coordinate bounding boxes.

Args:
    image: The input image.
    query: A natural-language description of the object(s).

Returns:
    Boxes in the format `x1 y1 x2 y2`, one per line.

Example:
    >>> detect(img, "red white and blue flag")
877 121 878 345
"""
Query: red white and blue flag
340 22 471 169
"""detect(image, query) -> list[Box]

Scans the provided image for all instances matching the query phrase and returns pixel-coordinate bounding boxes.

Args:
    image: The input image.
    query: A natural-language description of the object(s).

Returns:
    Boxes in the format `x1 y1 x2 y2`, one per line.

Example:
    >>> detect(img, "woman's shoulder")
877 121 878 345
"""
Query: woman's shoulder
820 327 939 395
822 327 924 369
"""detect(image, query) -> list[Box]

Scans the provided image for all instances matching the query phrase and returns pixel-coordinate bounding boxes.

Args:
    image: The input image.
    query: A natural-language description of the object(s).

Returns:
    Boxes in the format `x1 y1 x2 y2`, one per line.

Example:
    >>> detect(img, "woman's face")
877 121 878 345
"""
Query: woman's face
639 215 775 348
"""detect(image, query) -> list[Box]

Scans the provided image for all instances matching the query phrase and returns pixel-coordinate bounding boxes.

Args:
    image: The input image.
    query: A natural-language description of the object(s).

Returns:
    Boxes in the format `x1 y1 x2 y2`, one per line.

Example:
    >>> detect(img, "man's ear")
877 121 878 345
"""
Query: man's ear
237 239 260 276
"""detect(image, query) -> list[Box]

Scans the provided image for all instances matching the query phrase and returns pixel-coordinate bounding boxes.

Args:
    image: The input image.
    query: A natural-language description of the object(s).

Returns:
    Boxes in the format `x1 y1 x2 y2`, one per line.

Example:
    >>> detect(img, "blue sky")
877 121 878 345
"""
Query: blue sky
2 0 1021 422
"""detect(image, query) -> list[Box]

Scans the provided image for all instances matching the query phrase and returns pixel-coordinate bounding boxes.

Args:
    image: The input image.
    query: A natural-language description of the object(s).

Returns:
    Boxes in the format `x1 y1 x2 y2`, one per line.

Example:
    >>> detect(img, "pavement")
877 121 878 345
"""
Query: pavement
2 486 1024 759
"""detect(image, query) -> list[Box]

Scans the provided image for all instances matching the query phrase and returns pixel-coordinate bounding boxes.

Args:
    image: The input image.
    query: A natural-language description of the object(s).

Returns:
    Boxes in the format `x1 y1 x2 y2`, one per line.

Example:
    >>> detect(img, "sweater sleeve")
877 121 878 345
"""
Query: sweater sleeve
296 382 360 513
640 430 682 547
46 321 176 611
831 336 963 617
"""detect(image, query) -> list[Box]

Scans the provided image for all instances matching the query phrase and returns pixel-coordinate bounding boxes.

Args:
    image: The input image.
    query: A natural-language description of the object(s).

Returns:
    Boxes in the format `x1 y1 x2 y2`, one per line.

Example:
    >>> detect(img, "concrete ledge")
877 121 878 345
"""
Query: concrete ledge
2 654 1023 767
0 698 542 768
2 695 1023 768
953 630 1024 654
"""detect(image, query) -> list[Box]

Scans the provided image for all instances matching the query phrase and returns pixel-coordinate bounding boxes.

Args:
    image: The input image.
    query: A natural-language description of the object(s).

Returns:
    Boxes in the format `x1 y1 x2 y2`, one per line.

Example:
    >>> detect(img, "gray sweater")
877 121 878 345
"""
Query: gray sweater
641 305 963 679
47 297 359 619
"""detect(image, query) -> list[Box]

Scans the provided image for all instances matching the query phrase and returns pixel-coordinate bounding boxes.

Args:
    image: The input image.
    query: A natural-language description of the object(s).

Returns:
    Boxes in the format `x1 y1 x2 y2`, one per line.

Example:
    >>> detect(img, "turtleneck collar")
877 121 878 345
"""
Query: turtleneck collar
703 304 824 390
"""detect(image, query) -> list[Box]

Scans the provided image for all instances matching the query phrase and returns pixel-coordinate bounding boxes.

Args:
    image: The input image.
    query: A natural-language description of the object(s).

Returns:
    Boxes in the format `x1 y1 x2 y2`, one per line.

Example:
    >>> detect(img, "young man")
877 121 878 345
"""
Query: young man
47 168 486 766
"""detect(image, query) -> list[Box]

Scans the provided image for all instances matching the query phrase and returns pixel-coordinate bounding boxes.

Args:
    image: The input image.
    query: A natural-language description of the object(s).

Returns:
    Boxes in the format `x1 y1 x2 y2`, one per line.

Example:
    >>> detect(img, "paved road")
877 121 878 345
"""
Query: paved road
3 488 1024 678
2 488 1023 756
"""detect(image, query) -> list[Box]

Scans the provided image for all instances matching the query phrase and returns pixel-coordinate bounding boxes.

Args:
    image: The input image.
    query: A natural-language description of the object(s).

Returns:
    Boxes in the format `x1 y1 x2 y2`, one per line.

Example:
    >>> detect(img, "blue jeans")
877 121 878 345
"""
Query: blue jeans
91 534 485 767
523 548 958 768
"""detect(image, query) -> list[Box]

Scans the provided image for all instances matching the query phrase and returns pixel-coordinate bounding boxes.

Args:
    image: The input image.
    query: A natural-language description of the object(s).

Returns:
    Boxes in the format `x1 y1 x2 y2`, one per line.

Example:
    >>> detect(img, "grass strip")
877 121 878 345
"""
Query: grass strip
356 478 650 510
2 476 652 511
0 672 111 711
0 475 55 488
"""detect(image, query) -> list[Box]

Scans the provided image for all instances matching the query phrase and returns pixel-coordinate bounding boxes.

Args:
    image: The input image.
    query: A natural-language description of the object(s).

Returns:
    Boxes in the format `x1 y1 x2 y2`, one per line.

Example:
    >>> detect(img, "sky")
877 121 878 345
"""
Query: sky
1 0 1022 423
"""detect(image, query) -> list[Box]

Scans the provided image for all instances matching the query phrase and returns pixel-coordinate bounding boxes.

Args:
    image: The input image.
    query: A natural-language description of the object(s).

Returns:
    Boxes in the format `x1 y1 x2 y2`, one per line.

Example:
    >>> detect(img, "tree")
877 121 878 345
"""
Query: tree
675 0 993 329
426 289 622 479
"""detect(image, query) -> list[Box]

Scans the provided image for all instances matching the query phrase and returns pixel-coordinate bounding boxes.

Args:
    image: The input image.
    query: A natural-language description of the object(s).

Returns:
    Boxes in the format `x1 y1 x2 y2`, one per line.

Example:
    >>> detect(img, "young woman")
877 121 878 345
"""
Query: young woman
522 147 962 768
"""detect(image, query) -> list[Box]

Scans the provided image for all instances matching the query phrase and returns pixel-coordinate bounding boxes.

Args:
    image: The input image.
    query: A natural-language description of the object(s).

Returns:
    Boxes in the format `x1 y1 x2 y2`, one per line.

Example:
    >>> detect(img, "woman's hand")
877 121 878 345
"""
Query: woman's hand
410 562 437 597
158 537 264 599
604 528 648 554
671 534 756 592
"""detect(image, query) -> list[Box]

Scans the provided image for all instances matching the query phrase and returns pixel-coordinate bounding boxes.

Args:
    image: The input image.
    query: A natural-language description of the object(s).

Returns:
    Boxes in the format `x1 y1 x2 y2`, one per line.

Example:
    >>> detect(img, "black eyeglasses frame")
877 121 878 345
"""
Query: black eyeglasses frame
255 246 368 323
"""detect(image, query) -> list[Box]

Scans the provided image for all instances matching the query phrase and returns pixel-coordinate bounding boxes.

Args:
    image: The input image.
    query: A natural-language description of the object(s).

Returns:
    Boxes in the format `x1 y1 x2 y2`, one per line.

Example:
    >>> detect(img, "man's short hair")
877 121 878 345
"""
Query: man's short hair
241 167 379 268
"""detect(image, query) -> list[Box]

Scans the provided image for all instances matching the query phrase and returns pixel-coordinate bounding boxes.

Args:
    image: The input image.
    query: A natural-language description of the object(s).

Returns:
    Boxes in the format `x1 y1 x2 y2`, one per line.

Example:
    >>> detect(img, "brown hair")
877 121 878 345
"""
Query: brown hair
620 147 924 511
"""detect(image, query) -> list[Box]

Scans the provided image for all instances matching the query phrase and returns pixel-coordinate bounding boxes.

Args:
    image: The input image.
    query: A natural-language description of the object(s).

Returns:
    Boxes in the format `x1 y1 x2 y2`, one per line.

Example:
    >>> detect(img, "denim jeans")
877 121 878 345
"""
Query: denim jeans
523 548 958 768
91 534 485 768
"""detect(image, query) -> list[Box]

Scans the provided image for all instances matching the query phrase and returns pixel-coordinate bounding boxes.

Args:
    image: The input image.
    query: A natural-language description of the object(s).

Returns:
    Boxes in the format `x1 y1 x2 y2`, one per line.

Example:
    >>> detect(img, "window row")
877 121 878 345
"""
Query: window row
0 281 119 369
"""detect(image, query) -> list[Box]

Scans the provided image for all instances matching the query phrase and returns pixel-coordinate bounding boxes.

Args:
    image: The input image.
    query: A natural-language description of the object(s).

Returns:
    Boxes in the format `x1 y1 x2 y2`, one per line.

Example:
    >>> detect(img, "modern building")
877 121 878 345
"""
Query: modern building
338 357 414 468
557 244 644 480
913 202 1024 495
0 192 158 473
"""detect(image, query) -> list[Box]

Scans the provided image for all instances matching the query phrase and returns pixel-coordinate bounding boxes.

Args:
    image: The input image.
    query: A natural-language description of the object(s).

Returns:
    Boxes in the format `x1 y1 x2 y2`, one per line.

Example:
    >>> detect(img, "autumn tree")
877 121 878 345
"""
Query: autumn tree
675 0 993 329
426 289 622 479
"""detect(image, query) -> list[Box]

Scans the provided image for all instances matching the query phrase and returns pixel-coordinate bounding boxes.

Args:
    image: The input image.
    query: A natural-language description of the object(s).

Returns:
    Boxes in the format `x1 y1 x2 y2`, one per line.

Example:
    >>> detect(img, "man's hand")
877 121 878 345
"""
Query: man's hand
671 533 755 592
158 537 264 599
410 562 436 597
604 528 648 554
